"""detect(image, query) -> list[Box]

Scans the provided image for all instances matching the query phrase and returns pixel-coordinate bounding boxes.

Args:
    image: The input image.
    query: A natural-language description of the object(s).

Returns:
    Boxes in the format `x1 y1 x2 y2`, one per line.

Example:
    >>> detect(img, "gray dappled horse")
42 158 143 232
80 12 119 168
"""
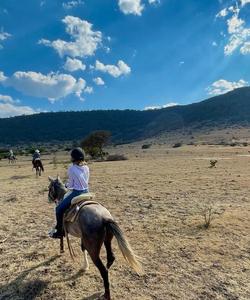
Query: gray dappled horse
48 176 142 300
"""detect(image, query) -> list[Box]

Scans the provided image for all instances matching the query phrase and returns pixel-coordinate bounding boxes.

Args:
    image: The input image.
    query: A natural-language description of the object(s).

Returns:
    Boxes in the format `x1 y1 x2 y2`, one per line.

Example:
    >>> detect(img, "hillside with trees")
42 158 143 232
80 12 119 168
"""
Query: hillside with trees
1 87 250 145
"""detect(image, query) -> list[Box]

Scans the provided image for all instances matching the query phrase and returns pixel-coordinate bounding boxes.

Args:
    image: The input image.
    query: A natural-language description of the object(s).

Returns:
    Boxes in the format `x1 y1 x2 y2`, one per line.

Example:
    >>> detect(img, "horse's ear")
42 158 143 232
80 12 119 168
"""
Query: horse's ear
57 174 61 182
48 176 54 182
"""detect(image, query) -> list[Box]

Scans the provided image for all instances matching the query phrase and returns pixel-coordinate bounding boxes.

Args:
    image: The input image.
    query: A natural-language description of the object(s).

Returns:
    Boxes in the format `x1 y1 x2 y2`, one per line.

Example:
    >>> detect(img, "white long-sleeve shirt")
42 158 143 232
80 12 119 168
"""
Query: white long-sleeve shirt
66 164 89 191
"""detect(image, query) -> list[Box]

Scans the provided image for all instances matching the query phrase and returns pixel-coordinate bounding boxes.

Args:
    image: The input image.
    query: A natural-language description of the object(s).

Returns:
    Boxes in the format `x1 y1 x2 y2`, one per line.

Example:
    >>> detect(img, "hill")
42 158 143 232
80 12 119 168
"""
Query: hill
1 87 250 145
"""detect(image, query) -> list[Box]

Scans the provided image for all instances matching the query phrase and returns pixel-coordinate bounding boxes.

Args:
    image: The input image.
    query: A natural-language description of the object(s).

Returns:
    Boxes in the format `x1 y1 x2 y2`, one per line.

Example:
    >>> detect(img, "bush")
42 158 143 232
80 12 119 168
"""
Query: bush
0 148 8 154
201 205 225 229
106 154 128 161
141 144 151 149
173 142 182 148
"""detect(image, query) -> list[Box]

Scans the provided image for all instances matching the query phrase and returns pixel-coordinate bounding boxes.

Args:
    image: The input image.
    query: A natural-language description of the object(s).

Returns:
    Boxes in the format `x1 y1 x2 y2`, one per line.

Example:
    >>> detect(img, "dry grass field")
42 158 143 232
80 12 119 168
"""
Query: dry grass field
0 145 249 300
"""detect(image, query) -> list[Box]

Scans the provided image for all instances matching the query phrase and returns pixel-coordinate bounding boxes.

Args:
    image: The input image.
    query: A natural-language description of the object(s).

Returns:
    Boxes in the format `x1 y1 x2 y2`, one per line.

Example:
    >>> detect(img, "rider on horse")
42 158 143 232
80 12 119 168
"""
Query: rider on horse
9 149 14 158
50 147 89 239
32 149 40 168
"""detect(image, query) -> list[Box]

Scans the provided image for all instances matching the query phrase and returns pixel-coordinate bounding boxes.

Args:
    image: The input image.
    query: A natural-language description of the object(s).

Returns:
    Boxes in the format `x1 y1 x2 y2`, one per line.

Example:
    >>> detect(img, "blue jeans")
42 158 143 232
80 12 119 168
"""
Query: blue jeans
56 189 88 231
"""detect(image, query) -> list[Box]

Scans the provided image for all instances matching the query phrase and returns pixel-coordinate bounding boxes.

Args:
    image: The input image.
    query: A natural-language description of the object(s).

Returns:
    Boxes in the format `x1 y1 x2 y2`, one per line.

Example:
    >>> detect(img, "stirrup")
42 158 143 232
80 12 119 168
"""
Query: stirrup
49 227 64 239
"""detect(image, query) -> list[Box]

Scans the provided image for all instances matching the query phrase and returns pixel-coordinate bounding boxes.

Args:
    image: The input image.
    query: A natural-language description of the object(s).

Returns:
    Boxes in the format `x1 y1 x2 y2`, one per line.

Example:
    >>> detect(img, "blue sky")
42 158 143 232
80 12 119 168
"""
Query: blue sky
0 0 250 117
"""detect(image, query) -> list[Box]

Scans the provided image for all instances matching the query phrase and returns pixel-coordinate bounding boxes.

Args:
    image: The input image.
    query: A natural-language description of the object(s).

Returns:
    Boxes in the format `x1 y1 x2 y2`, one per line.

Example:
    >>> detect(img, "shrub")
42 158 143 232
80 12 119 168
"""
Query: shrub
106 154 128 161
201 205 225 229
173 142 182 148
141 144 151 149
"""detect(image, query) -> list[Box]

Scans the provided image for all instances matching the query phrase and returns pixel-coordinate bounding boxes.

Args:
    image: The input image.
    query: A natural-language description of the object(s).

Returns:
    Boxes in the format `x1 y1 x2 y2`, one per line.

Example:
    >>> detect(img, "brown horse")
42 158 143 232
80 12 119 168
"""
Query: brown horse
48 176 143 300
8 155 17 164
33 159 44 177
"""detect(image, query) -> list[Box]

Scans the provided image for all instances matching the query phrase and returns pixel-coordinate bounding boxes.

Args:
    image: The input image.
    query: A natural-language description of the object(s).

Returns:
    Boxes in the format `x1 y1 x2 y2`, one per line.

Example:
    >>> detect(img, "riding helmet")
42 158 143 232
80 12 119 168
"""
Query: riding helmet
71 147 85 162
35 149 40 153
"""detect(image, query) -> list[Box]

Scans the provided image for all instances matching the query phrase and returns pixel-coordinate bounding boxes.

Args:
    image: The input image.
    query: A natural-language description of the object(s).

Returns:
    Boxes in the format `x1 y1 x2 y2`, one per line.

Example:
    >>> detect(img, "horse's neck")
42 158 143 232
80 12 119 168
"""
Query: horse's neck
58 187 67 202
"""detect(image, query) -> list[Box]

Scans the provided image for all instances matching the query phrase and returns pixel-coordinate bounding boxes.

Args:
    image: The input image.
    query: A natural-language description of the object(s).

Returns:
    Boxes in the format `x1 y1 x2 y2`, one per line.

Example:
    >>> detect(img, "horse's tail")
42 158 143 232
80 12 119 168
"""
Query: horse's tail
106 220 143 275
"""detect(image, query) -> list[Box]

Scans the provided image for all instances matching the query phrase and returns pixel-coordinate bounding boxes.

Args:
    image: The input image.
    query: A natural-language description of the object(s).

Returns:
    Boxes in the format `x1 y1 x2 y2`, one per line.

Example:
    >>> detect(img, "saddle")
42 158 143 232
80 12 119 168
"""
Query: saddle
64 193 99 223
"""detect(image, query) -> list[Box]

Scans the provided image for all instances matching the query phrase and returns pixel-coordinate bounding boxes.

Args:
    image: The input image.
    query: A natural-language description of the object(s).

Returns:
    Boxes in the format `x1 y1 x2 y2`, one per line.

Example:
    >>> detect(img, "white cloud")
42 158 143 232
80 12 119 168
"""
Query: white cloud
148 0 160 4
93 77 105 85
118 0 144 16
95 60 131 77
224 13 250 55
0 94 16 103
63 57 86 72
62 0 83 9
0 29 11 48
144 102 178 110
216 3 250 56
0 71 86 101
212 41 218 47
0 103 38 118
240 41 250 54
227 14 244 34
241 0 250 7
207 79 248 96
39 16 102 58
216 8 229 18
84 86 93 94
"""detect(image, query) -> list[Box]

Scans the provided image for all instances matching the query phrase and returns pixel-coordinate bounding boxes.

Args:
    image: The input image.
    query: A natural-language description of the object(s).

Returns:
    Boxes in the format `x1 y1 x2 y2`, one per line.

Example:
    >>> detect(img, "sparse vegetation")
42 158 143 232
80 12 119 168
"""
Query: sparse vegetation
141 144 151 149
0 145 248 300
209 160 218 168
173 142 182 148
106 154 128 161
201 204 225 229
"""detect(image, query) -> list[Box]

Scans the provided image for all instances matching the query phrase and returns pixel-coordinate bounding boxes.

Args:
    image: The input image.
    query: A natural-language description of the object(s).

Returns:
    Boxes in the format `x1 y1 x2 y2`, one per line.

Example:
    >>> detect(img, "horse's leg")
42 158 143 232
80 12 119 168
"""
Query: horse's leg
88 243 110 300
104 230 115 269
60 236 64 253
81 239 89 271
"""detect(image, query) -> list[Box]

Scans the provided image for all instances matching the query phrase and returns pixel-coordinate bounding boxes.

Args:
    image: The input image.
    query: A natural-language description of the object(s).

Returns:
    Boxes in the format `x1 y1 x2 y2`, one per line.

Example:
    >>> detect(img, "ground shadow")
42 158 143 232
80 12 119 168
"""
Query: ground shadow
0 255 59 299
52 268 86 284
82 292 103 300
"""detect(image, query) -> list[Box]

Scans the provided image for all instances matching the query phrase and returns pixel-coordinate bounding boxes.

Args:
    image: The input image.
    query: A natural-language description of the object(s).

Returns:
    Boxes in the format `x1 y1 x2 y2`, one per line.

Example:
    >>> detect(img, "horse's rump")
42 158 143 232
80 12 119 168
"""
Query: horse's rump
34 159 44 171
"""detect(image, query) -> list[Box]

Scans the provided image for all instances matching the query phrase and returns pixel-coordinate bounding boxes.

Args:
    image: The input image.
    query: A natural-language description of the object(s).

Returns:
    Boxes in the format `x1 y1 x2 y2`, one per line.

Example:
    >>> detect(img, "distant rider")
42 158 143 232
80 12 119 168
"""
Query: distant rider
32 149 40 168
9 149 14 158
50 147 89 239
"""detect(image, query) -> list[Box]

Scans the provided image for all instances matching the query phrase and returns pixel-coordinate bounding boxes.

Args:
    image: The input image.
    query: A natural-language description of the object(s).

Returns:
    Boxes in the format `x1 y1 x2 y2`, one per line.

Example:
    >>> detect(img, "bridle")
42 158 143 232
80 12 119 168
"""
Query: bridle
48 179 67 204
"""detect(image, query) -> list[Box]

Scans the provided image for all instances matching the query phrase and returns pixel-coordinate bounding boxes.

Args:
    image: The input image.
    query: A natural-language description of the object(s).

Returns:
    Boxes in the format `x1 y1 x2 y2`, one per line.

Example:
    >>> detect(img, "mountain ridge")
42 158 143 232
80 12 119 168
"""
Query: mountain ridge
1 87 250 145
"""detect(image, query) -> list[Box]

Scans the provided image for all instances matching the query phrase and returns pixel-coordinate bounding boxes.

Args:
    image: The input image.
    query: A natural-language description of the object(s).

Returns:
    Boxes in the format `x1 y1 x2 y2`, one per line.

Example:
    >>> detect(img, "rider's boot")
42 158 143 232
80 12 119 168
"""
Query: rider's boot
49 224 65 239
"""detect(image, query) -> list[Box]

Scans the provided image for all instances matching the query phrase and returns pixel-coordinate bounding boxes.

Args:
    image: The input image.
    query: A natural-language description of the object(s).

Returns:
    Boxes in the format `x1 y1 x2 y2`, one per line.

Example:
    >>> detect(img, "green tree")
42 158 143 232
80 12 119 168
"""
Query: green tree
81 130 111 159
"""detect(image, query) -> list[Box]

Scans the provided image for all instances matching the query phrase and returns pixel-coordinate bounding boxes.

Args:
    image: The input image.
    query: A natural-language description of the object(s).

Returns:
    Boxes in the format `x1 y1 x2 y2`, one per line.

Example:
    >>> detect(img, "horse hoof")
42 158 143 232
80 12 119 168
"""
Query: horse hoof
102 293 111 300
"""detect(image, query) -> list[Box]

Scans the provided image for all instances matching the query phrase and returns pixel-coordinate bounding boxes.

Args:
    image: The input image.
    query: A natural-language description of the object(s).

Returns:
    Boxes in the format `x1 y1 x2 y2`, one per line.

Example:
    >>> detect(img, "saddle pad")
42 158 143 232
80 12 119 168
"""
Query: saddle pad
64 200 100 223
71 192 95 205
